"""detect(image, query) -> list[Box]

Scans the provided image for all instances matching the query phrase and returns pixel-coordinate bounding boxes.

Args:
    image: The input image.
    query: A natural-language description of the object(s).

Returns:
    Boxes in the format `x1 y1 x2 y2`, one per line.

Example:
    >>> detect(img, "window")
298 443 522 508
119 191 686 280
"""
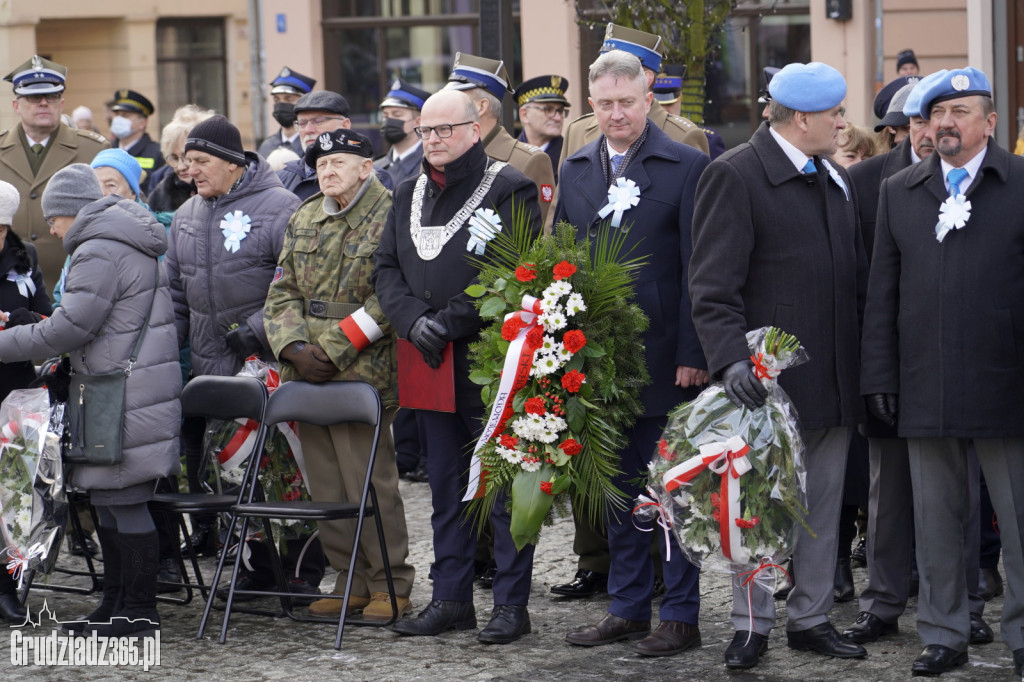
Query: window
156 19 228 129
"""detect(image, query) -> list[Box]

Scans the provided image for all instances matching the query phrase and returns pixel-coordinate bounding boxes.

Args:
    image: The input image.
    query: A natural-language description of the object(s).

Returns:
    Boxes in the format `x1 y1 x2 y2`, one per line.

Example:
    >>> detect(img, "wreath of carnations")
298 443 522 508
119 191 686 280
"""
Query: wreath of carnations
465 219 650 549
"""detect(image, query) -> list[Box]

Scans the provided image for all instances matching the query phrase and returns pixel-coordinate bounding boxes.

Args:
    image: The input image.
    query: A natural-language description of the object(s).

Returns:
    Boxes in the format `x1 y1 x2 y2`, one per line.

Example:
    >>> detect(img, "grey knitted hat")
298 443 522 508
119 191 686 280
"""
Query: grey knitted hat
0 180 19 225
42 163 103 219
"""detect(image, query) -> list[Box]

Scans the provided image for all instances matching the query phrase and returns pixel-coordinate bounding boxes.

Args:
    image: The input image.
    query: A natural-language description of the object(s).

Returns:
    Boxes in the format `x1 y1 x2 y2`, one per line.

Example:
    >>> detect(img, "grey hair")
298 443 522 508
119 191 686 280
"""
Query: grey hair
465 88 500 124
588 50 646 91
768 100 796 126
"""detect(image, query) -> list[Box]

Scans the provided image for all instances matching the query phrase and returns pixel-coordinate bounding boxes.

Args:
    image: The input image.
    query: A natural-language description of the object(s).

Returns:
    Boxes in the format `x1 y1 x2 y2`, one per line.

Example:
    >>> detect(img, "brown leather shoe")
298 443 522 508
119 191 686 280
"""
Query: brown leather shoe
635 620 702 657
362 592 413 622
565 613 650 646
308 593 370 616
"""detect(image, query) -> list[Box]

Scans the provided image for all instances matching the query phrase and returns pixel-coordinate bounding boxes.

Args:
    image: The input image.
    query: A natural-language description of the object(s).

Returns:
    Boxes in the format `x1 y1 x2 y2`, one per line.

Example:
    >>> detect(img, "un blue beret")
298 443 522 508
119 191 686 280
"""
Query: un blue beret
915 67 992 120
768 62 846 113
902 70 948 118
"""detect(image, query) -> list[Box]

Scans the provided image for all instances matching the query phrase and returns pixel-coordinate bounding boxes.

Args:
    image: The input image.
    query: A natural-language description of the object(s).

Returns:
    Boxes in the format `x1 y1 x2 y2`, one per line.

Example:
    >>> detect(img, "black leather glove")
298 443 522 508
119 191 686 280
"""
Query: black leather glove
225 323 263 359
867 393 898 426
284 341 336 383
722 359 769 409
409 315 448 368
29 356 71 404
6 308 44 327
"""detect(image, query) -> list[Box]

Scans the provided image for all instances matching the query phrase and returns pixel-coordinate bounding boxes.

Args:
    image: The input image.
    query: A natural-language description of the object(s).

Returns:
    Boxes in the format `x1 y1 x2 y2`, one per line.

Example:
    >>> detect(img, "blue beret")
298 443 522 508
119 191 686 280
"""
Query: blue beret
902 69 948 118
768 62 847 113
915 67 992 120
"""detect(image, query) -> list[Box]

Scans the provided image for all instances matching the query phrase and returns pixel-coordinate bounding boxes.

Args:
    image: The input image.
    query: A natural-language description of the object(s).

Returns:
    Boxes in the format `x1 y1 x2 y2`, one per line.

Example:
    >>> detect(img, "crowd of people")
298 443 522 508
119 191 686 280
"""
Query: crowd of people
0 25 1020 678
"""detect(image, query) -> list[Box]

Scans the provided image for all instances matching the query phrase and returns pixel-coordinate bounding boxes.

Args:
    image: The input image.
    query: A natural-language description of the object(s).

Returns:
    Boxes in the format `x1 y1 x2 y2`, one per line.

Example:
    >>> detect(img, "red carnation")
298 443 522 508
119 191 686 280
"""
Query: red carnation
502 317 523 341
657 438 674 460
526 325 545 350
561 369 585 393
735 516 761 529
562 329 587 354
558 438 582 456
499 434 519 449
552 260 577 281
524 397 546 415
516 263 538 282
540 481 553 495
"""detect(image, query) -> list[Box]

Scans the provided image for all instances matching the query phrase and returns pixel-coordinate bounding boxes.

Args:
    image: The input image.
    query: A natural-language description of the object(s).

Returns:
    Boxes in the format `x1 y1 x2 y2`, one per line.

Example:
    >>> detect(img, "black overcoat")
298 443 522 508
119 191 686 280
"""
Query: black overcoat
689 122 867 430
861 138 1024 438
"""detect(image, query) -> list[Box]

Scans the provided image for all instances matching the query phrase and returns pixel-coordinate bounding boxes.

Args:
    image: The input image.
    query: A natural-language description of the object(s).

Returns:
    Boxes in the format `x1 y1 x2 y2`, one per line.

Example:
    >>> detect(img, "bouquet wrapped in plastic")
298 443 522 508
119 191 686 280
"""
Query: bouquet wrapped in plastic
0 388 67 587
203 358 312 558
641 327 810 573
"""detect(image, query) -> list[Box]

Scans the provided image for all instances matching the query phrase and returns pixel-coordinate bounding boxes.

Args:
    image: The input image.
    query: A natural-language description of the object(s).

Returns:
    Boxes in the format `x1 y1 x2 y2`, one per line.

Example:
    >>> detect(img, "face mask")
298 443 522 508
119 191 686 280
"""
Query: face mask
110 115 133 139
380 117 409 145
272 102 297 128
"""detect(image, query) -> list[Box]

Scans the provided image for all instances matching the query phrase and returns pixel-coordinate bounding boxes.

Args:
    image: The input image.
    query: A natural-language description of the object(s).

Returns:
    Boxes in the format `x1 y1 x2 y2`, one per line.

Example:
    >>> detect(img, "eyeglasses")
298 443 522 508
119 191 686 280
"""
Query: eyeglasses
19 93 62 104
167 154 183 165
525 104 567 118
295 115 346 129
413 121 474 139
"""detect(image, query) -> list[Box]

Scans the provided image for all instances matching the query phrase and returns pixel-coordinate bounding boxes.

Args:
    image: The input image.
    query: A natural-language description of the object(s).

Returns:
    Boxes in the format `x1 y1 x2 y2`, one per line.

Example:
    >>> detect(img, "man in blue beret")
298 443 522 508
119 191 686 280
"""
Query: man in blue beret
843 70 995 653
862 66 1024 676
689 61 868 669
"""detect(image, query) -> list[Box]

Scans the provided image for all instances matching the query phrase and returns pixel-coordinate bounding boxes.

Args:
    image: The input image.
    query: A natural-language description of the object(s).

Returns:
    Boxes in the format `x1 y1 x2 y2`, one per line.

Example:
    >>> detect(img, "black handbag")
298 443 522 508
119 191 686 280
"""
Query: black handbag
65 264 159 466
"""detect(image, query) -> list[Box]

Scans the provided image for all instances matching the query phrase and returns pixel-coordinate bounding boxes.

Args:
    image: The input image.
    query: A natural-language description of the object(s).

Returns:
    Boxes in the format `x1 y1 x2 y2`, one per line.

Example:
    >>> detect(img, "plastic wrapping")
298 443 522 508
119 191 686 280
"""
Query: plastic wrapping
0 388 67 586
202 358 312 554
641 327 810 574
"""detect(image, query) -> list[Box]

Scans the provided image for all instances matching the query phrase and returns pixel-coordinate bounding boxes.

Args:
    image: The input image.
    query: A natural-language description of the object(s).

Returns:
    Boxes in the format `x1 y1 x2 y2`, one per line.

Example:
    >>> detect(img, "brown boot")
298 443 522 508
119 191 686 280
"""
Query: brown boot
362 592 412 621
309 593 370 616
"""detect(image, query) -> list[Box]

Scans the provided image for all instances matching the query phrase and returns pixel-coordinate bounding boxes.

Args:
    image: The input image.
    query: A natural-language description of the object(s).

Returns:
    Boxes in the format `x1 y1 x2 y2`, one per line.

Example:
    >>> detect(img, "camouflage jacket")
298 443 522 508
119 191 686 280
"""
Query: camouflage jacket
263 175 397 406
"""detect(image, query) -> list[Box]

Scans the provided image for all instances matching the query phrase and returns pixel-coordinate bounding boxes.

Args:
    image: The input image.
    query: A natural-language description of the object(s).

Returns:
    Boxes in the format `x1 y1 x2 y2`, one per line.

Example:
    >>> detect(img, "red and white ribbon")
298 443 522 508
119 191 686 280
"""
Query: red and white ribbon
662 435 752 562
3 542 47 590
462 295 544 502
339 306 384 352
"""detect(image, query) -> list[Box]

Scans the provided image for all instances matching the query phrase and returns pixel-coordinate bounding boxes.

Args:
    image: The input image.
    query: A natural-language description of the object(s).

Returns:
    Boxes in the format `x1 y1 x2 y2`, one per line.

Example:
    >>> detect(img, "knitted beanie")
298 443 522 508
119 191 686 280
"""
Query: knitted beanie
91 148 142 199
0 180 19 225
185 115 247 166
42 164 103 219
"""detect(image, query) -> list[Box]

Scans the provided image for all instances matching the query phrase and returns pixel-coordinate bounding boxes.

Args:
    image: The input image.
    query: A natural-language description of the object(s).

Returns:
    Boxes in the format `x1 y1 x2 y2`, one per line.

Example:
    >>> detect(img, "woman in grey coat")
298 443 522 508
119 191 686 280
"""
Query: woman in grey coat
0 164 181 637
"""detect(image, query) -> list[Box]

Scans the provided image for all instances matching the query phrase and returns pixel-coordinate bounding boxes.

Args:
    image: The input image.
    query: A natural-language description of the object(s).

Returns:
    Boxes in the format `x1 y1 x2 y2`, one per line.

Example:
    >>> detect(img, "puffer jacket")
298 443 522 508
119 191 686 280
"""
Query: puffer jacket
165 152 299 377
0 195 181 492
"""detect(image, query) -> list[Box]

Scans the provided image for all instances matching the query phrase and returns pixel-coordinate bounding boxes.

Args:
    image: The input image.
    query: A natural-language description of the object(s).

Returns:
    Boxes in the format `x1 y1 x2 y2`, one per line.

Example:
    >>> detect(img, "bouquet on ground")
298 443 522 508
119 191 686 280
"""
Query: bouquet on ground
465 220 649 550
0 388 67 587
204 357 313 558
642 327 810 573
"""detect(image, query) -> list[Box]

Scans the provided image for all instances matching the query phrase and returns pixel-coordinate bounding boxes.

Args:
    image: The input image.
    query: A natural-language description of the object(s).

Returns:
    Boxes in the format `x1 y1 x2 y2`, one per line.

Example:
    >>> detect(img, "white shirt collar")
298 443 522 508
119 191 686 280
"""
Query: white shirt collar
940 146 987 194
910 146 922 164
769 126 813 173
281 129 299 144
392 139 422 163
25 132 50 147
605 139 625 160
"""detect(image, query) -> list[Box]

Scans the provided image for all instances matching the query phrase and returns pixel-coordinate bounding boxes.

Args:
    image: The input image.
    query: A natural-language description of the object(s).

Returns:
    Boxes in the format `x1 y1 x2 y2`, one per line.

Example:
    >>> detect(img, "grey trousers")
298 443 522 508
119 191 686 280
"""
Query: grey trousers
908 437 1024 651
731 426 851 634
860 437 983 622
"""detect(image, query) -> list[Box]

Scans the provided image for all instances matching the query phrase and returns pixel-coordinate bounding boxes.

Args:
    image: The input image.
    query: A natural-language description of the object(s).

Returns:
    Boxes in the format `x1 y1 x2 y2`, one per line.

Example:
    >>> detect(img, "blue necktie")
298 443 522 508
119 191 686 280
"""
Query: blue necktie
802 158 816 175
947 167 969 197
611 154 624 174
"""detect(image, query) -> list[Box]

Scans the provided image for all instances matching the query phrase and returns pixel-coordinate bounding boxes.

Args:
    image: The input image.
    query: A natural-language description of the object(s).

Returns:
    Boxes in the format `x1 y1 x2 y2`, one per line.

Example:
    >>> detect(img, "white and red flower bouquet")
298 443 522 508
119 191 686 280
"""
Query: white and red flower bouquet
465 220 649 549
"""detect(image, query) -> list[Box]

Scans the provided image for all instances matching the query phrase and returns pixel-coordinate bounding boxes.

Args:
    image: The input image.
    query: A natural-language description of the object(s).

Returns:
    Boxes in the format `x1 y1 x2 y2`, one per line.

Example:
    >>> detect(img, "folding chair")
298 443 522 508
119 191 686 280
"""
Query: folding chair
148 375 269 605
201 380 397 650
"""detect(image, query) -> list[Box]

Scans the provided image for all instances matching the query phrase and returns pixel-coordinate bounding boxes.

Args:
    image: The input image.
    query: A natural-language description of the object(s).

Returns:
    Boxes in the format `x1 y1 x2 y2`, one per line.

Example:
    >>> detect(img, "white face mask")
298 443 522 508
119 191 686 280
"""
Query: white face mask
110 115 134 139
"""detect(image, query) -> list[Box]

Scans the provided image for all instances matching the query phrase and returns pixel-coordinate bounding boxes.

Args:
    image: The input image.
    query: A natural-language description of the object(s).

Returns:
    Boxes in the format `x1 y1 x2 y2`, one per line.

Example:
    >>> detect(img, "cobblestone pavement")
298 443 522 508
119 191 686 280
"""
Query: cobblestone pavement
8 479 1020 681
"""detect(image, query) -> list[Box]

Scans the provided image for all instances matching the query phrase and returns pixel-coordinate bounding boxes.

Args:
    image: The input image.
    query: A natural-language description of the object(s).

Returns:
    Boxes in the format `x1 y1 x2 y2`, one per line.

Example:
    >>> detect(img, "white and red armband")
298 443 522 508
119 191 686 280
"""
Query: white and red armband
338 307 384 352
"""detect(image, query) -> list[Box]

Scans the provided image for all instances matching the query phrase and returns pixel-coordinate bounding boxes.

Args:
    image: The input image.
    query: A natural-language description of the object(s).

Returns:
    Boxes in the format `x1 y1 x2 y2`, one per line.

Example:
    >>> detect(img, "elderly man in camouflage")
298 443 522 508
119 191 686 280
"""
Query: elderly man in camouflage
264 128 415 621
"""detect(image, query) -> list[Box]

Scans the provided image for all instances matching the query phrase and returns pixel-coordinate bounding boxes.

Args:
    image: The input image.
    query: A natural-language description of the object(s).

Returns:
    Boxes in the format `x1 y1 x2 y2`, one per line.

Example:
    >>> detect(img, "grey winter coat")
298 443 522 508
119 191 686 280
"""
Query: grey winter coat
165 152 299 377
0 195 182 494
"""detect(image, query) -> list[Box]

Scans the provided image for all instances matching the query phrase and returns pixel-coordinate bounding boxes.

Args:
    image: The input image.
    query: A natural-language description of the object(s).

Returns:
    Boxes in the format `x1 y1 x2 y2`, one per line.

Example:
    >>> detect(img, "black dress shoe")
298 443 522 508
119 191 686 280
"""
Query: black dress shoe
181 524 219 558
969 612 994 645
911 644 967 675
787 622 867 658
634 620 701 657
68 533 97 557
565 613 650 646
215 571 276 602
0 592 27 623
979 566 1003 601
476 561 497 590
402 463 429 483
724 630 768 669
834 557 855 602
392 600 476 636
842 612 898 643
550 569 607 598
851 538 867 568
286 578 322 605
1013 647 1024 675
156 557 184 594
477 605 531 644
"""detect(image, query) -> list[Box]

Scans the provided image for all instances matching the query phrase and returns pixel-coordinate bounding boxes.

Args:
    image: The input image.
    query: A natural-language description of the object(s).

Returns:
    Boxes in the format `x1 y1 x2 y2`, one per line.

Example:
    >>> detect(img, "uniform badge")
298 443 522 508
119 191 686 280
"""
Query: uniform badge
541 184 553 203
319 133 333 151
272 266 284 284
951 74 970 91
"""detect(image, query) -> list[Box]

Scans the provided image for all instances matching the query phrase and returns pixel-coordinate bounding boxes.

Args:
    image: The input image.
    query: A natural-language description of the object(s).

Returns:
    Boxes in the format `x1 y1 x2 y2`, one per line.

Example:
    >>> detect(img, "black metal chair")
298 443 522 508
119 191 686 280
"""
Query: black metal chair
147 375 269 605
198 380 397 649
